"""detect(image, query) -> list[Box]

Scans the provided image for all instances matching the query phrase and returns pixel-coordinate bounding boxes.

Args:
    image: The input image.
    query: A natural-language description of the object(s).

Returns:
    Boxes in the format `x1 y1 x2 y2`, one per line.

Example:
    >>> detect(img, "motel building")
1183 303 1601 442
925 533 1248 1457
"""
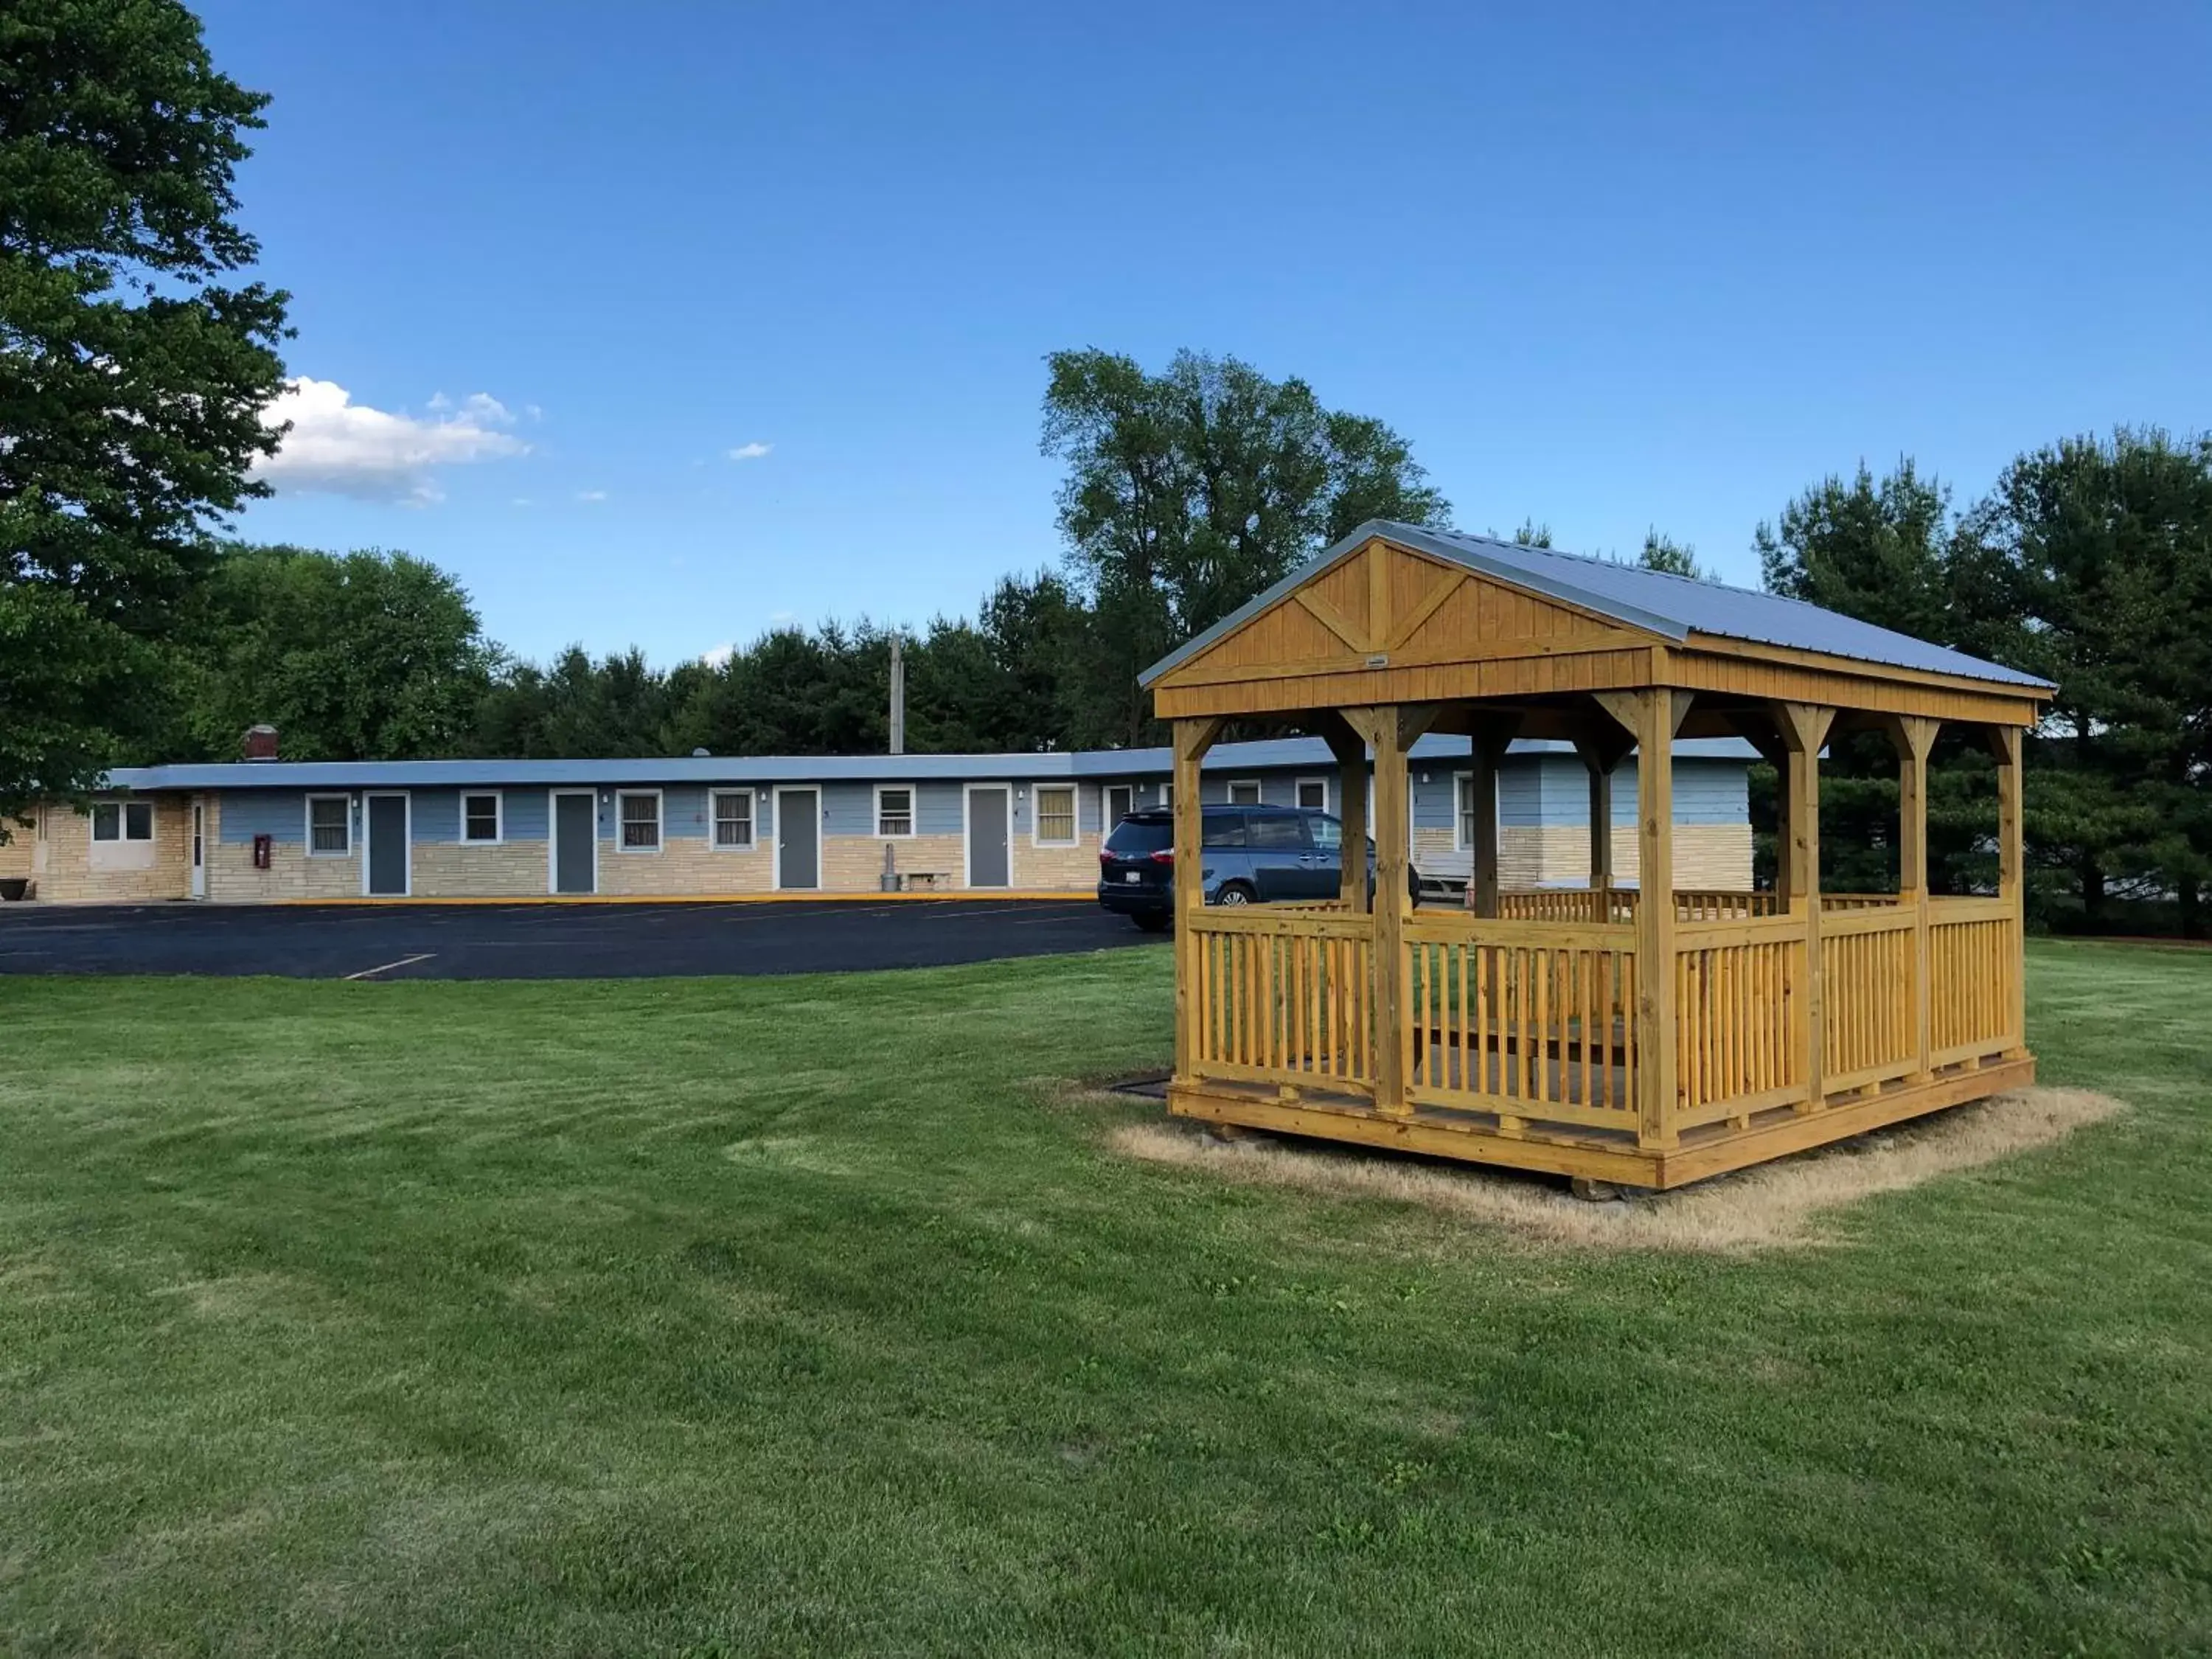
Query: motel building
0 734 1755 905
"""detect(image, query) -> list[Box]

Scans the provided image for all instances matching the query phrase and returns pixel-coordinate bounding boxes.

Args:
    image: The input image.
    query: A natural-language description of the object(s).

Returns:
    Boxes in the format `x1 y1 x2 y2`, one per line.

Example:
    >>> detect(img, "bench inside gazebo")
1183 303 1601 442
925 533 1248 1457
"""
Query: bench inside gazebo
1142 521 2052 1191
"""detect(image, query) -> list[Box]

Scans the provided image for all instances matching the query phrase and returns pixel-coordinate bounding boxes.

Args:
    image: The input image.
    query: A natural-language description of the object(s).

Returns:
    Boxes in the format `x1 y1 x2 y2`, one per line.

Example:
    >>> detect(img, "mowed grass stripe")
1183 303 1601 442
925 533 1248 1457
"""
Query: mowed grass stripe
0 940 2205 1655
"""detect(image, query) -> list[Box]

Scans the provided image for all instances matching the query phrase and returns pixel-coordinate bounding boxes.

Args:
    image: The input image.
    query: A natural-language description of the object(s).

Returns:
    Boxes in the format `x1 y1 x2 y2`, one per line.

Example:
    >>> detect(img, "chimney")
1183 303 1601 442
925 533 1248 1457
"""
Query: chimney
243 724 279 762
888 636 905 757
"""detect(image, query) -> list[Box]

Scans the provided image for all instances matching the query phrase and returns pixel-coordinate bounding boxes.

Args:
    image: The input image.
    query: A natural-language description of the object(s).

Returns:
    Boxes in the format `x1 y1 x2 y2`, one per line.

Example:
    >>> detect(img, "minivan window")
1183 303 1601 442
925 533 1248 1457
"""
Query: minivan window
1247 815 1307 850
1307 814 1343 853
1202 813 1248 849
1104 817 1172 855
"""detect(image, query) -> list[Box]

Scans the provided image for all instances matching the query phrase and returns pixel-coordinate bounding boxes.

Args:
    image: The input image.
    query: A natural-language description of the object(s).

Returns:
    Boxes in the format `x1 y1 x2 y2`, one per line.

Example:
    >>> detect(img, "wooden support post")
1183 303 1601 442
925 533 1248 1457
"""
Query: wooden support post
1571 719 1634 915
1464 712 1520 918
1736 723 1792 898
1172 717 1222 1087
1883 715 1939 1080
1316 712 1370 914
1350 704 1438 1118
1627 689 1680 1149
1771 701 1835 1111
1986 723 2026 1051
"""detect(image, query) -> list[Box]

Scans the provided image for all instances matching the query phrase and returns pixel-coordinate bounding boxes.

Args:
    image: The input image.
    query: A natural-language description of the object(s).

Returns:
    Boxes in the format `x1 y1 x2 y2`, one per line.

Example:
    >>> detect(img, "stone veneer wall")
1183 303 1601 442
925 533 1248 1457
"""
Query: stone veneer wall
28 799 192 902
594 836 775 897
1013 831 1105 890
820 832 965 891
409 841 555 897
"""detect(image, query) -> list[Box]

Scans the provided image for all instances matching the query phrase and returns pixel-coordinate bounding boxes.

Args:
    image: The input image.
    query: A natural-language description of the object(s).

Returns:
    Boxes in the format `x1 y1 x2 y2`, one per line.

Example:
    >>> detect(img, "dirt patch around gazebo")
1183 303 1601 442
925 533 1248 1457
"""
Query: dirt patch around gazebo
1105 1086 2122 1253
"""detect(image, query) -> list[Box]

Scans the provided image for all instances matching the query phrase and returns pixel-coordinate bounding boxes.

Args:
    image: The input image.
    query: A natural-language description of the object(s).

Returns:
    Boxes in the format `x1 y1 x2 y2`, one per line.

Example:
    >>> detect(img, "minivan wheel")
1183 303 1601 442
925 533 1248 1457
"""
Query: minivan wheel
1214 882 1255 907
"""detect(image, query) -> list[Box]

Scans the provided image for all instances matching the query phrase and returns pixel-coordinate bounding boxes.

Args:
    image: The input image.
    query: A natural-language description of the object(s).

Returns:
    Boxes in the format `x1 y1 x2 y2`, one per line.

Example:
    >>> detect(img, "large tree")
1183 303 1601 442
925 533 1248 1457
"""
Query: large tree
173 544 494 761
1040 349 1449 745
1753 462 2000 894
0 0 289 827
1958 429 2212 933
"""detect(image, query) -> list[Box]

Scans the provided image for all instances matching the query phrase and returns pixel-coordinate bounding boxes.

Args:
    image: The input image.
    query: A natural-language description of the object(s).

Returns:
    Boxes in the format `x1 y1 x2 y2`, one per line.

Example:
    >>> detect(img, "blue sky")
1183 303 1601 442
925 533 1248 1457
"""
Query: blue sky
199 0 2211 667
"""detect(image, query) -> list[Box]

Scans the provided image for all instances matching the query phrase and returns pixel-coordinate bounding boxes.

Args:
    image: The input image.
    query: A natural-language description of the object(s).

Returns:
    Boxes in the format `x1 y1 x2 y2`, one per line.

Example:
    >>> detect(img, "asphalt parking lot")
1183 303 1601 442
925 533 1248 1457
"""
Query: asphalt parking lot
0 898 1160 981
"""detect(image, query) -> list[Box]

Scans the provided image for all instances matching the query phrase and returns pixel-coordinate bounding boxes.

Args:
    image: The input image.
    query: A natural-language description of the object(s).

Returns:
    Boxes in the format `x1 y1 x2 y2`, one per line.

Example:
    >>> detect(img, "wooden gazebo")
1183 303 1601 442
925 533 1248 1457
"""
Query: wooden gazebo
1142 521 2051 1190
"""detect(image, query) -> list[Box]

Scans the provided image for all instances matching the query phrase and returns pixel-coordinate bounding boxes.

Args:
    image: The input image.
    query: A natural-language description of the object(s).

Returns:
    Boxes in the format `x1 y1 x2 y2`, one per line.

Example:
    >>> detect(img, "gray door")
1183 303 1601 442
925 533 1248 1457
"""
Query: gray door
366 794 408 896
778 790 818 890
967 787 1009 888
554 793 595 894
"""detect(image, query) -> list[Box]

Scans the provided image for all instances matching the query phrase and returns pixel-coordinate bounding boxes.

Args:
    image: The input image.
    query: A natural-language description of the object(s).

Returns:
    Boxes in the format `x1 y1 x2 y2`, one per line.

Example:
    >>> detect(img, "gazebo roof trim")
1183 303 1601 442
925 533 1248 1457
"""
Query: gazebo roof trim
1140 520 2055 692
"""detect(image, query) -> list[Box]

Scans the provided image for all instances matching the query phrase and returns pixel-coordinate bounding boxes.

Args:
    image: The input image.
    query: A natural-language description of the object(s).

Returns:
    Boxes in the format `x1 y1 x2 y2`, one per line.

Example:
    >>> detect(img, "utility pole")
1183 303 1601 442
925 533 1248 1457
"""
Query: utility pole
888 634 905 756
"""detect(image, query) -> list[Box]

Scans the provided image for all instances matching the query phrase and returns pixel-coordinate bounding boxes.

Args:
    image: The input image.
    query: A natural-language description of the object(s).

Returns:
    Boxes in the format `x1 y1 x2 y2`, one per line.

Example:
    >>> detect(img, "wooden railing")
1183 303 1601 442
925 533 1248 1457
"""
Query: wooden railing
1674 889 1783 921
1820 892 1902 912
1402 915 1640 1130
1928 897 2019 1064
1822 905 1920 1091
1672 913 1806 1127
1186 909 1375 1093
1489 888 1781 924
1177 889 2023 1139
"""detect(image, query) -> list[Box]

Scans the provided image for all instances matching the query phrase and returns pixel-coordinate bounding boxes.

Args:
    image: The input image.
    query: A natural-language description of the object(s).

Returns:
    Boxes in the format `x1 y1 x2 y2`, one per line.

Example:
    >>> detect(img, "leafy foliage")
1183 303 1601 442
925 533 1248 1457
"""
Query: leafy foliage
0 0 289 826
1041 349 1449 744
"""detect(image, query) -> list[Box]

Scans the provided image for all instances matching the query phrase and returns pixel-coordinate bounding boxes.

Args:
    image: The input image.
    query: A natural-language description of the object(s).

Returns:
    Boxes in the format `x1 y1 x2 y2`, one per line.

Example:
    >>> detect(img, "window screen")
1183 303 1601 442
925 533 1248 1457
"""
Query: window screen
309 796 349 854
463 793 500 842
713 790 754 849
619 793 661 849
91 803 121 841
1296 779 1327 810
124 802 153 841
1034 785 1076 844
1227 780 1262 805
877 787 914 837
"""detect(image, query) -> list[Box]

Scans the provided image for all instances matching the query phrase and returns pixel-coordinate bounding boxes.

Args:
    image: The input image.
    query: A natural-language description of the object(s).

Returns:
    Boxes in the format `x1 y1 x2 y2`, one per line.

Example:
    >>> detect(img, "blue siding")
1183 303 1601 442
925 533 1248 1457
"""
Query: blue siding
412 789 459 843
219 788 310 844
665 785 709 840
1078 785 1103 834
505 789 549 841
917 782 963 836
822 781 873 836
1411 773 1455 832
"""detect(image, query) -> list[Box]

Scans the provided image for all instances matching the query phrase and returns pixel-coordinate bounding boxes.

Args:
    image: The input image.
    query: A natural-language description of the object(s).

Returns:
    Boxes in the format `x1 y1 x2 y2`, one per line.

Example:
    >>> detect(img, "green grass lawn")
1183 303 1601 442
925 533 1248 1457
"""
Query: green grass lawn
1 939 2208 1656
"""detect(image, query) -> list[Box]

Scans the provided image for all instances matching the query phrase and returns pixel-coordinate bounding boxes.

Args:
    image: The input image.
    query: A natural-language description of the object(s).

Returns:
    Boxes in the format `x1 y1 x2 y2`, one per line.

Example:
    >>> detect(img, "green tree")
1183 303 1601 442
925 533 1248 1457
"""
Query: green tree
0 0 289 829
1639 529 1701 577
1754 462 1991 894
1959 428 2212 933
173 545 493 760
1041 348 1448 745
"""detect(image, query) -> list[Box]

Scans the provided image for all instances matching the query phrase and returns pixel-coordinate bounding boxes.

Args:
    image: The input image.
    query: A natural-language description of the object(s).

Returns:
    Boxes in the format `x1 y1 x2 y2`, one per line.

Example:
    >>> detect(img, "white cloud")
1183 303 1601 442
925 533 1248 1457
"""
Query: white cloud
255 378 528 504
576 489 608 502
728 441 773 461
701 641 736 668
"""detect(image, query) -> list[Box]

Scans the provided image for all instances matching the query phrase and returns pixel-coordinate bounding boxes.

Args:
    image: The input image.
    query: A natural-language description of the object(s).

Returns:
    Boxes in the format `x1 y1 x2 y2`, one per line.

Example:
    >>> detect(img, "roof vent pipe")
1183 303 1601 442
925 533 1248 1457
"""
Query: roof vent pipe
243 725 279 762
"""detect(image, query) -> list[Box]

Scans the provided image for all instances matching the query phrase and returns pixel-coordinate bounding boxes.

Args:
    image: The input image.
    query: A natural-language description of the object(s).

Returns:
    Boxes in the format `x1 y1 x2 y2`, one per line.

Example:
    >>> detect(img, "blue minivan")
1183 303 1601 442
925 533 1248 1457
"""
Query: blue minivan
1096 804 1380 931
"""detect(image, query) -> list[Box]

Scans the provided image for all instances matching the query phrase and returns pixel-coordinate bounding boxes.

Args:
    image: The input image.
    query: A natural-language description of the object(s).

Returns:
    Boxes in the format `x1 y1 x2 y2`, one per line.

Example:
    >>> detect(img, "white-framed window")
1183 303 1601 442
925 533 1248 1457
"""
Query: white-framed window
1158 782 1172 810
618 790 661 851
1105 784 1135 828
1033 784 1077 846
874 785 914 838
1295 777 1328 811
1455 773 1497 852
307 793 351 856
462 792 501 844
91 801 155 843
712 788 755 849
1227 779 1263 806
